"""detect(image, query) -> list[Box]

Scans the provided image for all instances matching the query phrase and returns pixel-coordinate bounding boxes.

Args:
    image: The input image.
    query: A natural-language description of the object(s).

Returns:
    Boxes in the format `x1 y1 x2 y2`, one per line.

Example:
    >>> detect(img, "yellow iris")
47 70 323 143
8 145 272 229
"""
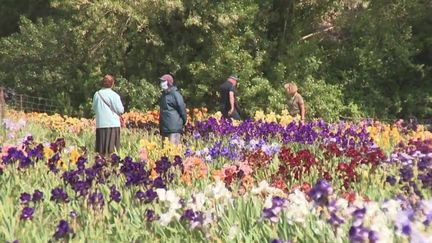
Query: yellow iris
44 147 54 160
69 148 80 164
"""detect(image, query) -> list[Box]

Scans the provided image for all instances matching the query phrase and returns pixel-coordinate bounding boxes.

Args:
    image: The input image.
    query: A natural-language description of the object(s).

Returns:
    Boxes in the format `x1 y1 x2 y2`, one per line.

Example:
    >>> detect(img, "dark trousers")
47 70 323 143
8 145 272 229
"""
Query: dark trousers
222 109 241 120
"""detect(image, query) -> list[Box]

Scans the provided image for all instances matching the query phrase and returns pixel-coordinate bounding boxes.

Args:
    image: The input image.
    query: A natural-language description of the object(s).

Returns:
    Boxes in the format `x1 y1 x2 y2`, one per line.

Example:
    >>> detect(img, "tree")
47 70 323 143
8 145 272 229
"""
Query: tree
0 0 430 121
0 0 54 37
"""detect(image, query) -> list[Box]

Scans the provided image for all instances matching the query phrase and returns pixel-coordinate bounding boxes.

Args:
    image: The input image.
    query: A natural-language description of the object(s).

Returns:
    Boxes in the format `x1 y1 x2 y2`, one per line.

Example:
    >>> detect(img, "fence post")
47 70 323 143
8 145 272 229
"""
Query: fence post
0 87 5 139
19 94 23 112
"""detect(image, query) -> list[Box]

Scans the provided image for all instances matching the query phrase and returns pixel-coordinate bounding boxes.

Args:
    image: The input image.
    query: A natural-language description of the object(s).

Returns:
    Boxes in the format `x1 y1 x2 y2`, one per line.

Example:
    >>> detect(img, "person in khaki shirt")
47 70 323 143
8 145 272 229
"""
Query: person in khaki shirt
284 82 305 121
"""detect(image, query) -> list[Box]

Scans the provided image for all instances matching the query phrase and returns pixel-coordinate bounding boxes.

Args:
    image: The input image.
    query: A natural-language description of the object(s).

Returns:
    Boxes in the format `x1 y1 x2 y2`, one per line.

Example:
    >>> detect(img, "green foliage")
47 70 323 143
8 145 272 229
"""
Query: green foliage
301 76 346 122
0 0 53 37
239 77 285 117
329 0 431 119
116 78 160 112
0 0 430 121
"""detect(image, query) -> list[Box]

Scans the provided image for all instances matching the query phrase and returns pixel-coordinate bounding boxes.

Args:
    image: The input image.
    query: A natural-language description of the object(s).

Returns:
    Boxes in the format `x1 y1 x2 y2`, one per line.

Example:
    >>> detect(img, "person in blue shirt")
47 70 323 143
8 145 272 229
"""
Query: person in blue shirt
92 74 124 156
159 74 187 146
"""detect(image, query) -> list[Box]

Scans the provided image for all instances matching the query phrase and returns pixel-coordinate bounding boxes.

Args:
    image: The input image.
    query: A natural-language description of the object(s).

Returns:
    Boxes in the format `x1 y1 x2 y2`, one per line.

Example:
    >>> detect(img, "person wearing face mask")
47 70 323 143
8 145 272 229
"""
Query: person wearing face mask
158 74 187 145
219 75 242 120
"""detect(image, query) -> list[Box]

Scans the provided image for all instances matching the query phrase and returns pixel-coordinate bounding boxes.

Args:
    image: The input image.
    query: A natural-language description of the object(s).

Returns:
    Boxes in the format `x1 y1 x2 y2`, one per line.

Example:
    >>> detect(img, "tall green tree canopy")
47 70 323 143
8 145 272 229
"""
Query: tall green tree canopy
0 0 430 121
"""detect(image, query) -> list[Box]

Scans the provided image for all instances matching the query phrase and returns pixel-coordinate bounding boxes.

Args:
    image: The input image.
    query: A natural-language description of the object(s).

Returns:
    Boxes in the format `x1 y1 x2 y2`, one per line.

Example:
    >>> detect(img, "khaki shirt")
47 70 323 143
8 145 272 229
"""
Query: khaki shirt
287 93 304 116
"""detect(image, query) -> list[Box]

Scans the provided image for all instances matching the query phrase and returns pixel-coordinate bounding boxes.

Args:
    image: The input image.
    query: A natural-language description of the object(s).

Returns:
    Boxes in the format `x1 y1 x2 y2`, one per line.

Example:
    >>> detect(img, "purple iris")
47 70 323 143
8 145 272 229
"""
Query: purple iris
272 197 285 208
32 190 44 202
180 209 205 228
71 180 91 197
385 176 397 186
353 208 366 219
144 189 157 203
309 179 333 206
153 177 166 189
237 170 245 179
18 157 33 170
109 185 121 203
349 225 370 242
48 153 60 174
271 240 292 243
400 167 414 182
136 191 145 200
7 147 20 160
328 212 345 227
193 131 202 139
121 159 150 187
262 208 278 222
123 156 133 164
145 209 157 222
192 211 205 227
20 207 34 220
424 211 432 226
20 192 31 204
76 156 87 171
262 196 287 223
368 231 379 242
155 157 171 174
53 220 70 240
173 156 183 168
220 147 230 156
181 209 195 221
50 138 66 153
402 224 411 235
28 144 44 161
85 168 97 182
111 153 120 163
209 142 221 158
418 172 432 189
62 170 78 185
50 187 69 203
184 148 193 157
22 135 33 146
88 191 104 210
195 116 369 147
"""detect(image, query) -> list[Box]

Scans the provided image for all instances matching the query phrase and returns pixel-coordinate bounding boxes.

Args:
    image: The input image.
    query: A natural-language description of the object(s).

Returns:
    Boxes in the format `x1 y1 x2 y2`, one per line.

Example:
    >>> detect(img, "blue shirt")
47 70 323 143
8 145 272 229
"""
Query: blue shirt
92 88 124 128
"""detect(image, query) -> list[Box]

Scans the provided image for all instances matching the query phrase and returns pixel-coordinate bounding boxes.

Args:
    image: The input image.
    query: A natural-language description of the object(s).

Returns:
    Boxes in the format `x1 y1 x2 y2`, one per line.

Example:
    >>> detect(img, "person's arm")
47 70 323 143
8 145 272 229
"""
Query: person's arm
228 91 235 116
300 103 305 121
92 93 97 113
298 95 305 121
175 92 187 125
114 94 124 114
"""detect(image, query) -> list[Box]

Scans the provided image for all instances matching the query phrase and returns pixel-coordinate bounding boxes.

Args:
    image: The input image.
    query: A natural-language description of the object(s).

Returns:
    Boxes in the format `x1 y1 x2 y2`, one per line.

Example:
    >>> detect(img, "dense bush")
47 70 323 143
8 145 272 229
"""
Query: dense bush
0 0 430 121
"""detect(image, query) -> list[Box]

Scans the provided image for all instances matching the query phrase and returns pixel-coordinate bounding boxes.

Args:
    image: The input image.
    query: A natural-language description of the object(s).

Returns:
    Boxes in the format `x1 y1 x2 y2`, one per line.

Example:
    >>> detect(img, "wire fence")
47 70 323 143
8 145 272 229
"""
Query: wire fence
1 86 63 115
1 87 61 114
1 87 63 137
0 88 5 133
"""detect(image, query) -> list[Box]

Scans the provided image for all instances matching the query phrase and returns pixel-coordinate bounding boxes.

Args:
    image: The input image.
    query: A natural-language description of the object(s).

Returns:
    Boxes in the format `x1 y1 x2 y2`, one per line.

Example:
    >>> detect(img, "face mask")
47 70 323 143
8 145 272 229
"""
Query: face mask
160 81 169 90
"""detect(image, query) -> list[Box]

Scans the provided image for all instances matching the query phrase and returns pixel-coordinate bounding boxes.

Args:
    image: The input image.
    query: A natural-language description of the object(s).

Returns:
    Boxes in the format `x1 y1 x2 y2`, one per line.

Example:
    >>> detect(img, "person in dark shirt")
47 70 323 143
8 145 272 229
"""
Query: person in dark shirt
219 75 241 120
